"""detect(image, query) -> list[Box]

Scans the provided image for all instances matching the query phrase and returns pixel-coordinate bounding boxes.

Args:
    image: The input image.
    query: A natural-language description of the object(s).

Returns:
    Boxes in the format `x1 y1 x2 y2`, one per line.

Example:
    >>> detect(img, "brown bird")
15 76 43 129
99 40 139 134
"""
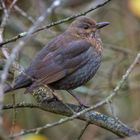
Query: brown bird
4 17 109 97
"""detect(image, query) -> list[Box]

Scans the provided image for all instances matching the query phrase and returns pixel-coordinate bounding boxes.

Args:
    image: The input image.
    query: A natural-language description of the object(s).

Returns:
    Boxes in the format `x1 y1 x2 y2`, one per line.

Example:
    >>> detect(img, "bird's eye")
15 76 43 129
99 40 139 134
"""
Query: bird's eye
83 24 90 29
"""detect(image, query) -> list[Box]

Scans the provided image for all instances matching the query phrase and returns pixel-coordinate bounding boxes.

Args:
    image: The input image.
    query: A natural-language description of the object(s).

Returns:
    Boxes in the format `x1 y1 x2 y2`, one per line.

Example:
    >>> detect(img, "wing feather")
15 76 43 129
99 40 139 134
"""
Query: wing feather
27 40 92 85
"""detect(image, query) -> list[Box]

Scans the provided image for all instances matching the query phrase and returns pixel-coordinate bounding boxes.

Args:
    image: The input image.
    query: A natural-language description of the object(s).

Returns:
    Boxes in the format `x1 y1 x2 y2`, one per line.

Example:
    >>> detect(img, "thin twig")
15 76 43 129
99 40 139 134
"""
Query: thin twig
14 5 35 23
77 122 89 140
0 0 18 28
106 100 117 118
0 0 112 47
0 0 18 59
3 102 47 111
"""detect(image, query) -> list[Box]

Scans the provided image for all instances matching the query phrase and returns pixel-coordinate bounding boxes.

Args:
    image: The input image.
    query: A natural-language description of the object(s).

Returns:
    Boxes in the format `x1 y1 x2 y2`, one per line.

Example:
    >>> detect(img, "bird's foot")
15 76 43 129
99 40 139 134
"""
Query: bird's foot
77 102 89 112
67 90 89 111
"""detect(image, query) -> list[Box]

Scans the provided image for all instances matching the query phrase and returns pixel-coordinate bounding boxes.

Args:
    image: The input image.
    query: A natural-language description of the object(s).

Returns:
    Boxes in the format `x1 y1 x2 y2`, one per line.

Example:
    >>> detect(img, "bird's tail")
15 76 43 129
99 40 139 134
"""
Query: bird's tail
4 74 32 94
4 84 13 93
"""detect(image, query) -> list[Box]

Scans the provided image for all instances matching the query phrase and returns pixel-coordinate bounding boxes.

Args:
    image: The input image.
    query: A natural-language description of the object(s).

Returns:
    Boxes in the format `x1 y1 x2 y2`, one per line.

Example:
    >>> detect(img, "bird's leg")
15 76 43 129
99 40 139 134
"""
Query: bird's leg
67 90 89 109
45 89 76 113
49 91 60 102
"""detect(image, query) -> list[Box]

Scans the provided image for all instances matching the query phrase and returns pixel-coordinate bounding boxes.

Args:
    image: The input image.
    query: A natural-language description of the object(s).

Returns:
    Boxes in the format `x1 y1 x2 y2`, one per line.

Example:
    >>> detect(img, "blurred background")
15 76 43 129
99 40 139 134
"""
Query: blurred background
1 0 140 139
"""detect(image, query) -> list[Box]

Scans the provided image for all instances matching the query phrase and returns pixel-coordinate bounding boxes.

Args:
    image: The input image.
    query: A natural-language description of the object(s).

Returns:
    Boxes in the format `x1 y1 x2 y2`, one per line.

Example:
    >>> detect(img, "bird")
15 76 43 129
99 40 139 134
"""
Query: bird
4 17 109 100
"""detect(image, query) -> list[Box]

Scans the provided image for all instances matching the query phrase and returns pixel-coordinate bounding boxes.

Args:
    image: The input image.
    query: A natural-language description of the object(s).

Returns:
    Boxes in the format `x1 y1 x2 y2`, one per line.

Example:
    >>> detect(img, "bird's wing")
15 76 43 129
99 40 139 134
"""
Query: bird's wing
27 39 92 85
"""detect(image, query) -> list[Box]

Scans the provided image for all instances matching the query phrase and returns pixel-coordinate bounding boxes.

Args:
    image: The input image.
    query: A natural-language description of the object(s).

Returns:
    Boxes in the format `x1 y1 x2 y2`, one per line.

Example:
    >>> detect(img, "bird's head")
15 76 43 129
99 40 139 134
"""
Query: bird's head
67 17 109 38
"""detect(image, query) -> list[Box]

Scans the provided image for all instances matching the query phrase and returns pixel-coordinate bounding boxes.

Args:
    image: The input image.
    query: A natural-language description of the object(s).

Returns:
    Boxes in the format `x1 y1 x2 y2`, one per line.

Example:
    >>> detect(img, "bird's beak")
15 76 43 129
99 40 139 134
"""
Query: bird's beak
96 22 110 29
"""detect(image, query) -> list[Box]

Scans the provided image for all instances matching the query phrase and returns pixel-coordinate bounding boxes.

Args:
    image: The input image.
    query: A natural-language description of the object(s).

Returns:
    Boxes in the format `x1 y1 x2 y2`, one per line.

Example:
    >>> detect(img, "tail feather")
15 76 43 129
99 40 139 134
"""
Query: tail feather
4 74 32 93
4 84 13 93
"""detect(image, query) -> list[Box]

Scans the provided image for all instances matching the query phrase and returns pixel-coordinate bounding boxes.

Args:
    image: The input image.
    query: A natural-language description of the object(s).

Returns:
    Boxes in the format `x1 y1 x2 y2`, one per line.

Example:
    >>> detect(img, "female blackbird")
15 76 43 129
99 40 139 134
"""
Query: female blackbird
4 17 109 93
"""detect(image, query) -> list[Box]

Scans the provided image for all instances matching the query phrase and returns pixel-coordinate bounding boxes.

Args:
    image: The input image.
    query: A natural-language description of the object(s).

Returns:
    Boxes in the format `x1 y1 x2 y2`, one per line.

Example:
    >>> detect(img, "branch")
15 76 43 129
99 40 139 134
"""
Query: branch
0 0 112 47
3 102 139 138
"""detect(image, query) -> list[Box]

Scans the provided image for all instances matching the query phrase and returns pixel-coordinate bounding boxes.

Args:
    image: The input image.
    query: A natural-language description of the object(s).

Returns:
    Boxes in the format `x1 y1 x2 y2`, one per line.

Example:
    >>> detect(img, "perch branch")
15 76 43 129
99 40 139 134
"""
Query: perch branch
3 102 139 138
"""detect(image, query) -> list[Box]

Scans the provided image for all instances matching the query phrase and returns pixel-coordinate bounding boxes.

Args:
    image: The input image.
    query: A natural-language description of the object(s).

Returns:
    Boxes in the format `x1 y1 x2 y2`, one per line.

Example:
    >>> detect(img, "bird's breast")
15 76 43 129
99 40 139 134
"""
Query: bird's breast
88 36 103 53
49 47 102 90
